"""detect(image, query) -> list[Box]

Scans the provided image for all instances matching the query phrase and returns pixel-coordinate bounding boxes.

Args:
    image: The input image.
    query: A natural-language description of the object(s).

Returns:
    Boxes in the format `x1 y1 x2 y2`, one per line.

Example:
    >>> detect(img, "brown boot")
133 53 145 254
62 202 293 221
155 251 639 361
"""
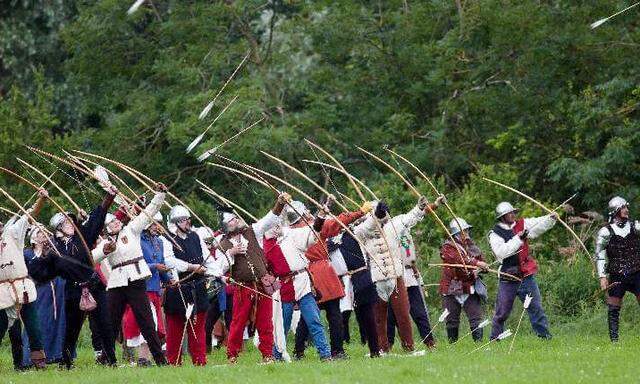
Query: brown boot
31 350 47 370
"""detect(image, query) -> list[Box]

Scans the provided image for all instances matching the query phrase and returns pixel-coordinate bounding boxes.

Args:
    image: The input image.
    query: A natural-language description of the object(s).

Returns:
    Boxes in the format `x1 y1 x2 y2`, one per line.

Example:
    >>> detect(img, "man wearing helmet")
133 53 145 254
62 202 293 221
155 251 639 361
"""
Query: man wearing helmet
439 217 488 343
91 183 169 366
488 201 558 340
595 196 640 342
0 189 49 370
162 203 220 366
28 185 119 369
213 192 290 364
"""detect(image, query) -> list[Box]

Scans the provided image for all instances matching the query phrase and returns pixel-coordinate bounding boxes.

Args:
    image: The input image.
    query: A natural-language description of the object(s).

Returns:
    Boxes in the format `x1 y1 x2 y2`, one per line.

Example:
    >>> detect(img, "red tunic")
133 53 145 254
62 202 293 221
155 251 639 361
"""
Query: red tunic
305 211 364 303
263 237 295 302
438 238 484 295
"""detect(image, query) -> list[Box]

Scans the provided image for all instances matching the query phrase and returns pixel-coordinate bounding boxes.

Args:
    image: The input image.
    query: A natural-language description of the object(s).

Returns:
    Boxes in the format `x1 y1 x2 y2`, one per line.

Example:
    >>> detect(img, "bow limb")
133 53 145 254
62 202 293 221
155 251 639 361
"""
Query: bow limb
195 179 258 222
17 158 83 214
0 168 94 267
357 147 468 271
384 147 474 266
27 146 184 253
427 263 522 282
301 160 378 200
240 161 389 275
260 151 350 212
304 139 369 203
481 177 591 259
0 187 68 261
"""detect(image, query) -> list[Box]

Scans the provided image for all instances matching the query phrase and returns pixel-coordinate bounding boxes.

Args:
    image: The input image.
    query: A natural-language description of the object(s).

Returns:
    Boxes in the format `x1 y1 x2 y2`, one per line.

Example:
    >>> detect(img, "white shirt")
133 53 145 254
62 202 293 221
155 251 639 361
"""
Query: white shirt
488 215 556 270
594 220 640 278
277 225 317 300
92 192 165 289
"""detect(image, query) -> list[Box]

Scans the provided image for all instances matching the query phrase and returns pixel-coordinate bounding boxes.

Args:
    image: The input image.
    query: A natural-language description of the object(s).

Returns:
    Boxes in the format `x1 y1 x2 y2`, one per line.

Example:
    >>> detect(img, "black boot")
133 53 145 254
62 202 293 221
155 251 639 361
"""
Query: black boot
471 328 483 342
446 328 459 343
608 305 620 342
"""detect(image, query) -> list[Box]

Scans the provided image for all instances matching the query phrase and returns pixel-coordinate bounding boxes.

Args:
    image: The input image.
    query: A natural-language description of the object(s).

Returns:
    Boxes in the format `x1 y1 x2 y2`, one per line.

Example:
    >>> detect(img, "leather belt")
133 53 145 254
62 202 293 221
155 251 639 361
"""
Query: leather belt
347 266 367 275
113 257 144 274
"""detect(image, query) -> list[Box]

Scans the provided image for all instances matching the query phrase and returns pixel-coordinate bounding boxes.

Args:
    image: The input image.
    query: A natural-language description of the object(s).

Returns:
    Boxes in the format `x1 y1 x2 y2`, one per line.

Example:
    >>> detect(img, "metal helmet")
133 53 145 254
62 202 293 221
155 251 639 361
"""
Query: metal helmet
283 201 308 226
449 217 472 236
608 196 628 216
169 205 191 223
29 225 45 245
49 212 68 229
495 202 517 219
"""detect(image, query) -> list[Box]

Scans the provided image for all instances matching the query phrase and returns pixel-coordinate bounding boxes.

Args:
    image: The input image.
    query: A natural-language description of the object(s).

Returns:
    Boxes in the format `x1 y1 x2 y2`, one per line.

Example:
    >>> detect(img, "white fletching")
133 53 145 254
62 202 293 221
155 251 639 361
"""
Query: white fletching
498 329 513 340
478 319 490 328
590 18 608 29
523 294 533 309
186 133 205 153
198 101 215 120
94 165 109 182
94 165 112 192
197 147 218 162
127 0 145 15
185 303 195 319
438 308 450 323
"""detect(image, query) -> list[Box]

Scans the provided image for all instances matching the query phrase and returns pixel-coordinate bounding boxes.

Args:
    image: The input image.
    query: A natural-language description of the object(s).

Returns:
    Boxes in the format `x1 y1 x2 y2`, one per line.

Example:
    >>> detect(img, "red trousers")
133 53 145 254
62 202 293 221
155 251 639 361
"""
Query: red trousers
226 285 273 359
165 311 207 366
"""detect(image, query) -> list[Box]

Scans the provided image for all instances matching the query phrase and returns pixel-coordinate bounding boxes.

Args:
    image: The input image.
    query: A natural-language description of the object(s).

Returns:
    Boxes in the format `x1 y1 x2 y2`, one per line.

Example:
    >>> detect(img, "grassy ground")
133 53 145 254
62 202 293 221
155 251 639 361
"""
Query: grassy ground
2 315 639 384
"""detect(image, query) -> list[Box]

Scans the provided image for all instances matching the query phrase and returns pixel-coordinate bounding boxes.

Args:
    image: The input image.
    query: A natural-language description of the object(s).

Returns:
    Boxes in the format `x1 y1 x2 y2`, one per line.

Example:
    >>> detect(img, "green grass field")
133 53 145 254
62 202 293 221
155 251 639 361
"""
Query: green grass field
2 310 639 384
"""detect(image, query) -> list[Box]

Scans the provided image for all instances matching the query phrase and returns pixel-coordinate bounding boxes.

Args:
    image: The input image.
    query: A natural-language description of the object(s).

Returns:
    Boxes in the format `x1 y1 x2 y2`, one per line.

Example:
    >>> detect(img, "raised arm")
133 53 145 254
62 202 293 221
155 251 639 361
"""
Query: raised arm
129 187 166 235
81 187 118 245
252 193 289 241
524 214 557 239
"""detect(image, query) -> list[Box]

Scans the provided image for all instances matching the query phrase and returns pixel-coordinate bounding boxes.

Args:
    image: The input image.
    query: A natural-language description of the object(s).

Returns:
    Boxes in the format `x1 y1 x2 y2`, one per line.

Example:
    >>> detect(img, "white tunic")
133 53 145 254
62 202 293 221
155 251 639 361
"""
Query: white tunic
277 226 316 301
92 192 165 289
354 205 425 283
0 215 37 309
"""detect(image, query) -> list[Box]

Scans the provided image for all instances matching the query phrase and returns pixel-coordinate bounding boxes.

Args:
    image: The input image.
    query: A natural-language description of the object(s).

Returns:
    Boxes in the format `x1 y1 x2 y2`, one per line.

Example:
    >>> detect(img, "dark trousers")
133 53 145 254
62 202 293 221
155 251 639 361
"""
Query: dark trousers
342 310 352 343
387 285 434 345
1 302 45 369
205 298 232 352
295 297 344 356
354 302 379 357
442 294 483 333
107 279 166 365
490 275 550 339
63 284 116 367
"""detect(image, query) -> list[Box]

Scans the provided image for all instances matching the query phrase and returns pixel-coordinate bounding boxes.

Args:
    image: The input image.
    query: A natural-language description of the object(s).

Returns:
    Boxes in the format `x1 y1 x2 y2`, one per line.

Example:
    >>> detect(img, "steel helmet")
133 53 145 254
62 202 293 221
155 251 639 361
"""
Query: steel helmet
495 202 518 219
49 212 68 229
608 196 628 216
169 205 191 223
283 201 308 226
449 217 473 236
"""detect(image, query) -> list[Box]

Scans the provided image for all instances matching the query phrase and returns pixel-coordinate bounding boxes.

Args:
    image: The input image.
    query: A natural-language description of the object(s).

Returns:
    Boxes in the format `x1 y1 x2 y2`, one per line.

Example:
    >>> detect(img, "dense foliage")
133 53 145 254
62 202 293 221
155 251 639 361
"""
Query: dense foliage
1 0 639 315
